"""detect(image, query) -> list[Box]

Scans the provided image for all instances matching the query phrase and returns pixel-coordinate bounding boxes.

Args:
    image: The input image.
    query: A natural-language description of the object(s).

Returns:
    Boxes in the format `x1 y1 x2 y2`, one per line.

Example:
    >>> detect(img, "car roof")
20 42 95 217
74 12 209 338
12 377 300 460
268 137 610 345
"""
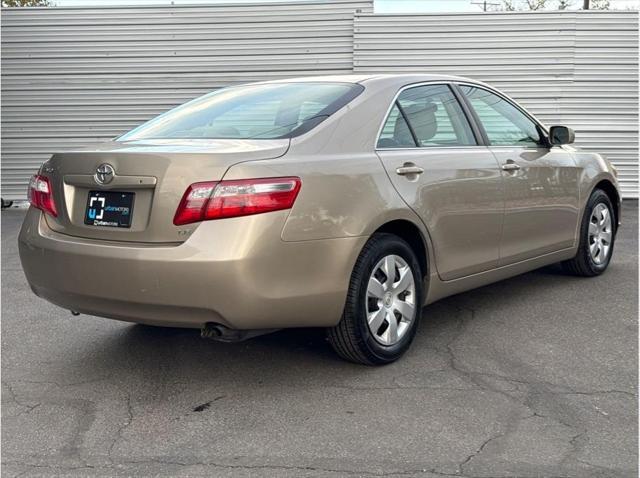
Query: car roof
263 73 481 88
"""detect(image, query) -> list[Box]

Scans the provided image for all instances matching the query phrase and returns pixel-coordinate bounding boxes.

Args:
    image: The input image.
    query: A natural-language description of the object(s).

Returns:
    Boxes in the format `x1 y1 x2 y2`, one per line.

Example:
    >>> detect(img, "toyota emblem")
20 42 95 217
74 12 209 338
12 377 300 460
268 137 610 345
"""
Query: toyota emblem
94 163 115 185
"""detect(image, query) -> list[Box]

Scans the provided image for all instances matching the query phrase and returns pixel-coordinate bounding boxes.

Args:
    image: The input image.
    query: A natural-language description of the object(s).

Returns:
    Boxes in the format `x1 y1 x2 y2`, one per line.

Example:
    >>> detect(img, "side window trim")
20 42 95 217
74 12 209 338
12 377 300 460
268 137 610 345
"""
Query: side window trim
454 82 549 148
375 82 480 150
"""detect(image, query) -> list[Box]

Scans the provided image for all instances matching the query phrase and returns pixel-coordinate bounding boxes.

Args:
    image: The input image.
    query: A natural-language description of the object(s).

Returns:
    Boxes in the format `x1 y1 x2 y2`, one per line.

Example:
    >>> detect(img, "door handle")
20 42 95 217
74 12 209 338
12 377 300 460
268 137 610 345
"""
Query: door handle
396 164 424 176
501 160 521 172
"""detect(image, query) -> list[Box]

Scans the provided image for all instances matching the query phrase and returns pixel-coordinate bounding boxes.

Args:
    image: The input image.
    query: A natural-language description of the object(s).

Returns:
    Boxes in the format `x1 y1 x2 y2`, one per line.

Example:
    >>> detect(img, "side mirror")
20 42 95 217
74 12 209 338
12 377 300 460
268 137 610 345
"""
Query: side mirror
549 125 575 145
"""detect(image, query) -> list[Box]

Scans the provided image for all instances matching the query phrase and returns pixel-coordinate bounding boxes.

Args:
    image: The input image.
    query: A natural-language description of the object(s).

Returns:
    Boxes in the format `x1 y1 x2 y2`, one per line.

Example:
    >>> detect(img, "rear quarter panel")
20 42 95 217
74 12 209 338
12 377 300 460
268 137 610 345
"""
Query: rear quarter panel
223 151 422 242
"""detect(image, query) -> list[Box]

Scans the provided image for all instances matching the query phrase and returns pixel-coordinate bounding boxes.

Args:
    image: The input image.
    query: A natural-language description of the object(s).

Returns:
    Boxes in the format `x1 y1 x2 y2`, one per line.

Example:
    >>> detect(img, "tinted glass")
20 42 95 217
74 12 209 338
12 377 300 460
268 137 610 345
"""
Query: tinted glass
118 82 361 141
460 86 541 147
377 84 476 148
377 104 417 148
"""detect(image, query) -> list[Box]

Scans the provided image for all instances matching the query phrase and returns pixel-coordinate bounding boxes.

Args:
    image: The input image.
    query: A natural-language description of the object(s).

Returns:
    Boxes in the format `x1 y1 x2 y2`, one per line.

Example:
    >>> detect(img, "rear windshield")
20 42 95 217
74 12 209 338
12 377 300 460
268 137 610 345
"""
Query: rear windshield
118 82 363 141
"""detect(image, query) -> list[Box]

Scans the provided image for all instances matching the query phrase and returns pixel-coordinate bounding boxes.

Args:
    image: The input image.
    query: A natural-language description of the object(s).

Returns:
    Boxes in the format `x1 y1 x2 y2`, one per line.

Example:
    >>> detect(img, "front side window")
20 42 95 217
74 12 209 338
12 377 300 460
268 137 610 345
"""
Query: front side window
118 82 363 141
460 86 541 147
377 84 476 148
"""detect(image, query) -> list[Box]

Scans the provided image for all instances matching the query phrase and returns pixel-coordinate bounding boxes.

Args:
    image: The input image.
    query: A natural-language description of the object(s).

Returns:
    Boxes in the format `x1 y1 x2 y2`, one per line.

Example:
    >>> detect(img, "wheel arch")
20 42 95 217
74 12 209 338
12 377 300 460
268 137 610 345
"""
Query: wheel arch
373 219 429 278
591 179 621 230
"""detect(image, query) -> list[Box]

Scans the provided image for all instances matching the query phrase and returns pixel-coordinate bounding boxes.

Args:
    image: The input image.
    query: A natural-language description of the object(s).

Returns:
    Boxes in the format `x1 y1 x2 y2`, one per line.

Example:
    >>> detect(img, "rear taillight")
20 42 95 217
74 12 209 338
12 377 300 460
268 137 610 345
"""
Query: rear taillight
173 177 301 226
28 174 57 217
173 181 218 226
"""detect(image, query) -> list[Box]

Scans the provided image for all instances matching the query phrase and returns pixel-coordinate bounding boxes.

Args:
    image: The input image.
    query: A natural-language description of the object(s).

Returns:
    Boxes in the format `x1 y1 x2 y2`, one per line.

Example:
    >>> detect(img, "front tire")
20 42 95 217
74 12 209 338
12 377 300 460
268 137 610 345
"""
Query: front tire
327 233 424 365
562 189 616 276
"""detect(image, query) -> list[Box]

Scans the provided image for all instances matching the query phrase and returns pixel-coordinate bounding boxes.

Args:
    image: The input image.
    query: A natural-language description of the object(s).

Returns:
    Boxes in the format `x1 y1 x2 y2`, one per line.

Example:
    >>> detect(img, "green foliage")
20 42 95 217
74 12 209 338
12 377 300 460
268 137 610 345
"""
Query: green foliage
2 0 53 6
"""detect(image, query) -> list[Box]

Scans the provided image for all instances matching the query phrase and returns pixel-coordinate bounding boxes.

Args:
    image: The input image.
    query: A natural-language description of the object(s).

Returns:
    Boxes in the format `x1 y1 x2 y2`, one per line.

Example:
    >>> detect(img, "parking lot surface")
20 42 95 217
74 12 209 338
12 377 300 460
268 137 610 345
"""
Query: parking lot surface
2 203 638 477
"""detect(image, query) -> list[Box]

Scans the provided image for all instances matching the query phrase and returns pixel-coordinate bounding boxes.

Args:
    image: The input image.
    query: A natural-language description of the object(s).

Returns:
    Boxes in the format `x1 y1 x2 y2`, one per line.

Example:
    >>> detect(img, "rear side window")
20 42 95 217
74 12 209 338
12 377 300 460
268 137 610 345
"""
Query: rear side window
118 82 363 141
377 104 416 148
377 84 476 148
459 85 541 147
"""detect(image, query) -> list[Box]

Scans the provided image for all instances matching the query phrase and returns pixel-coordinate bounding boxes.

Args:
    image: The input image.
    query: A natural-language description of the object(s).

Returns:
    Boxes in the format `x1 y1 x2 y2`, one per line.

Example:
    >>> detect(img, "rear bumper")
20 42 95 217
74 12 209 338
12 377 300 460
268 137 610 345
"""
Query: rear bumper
18 208 365 329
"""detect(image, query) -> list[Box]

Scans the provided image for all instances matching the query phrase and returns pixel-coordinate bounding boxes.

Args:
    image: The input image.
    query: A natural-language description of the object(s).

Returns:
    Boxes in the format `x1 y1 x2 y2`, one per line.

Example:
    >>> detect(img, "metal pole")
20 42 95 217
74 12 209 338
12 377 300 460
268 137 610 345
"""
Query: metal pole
583 0 590 8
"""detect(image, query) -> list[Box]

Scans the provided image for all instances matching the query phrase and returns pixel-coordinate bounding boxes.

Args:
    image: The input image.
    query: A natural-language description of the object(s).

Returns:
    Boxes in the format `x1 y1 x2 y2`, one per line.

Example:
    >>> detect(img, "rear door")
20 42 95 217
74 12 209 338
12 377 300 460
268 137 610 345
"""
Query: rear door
457 84 580 265
376 83 504 281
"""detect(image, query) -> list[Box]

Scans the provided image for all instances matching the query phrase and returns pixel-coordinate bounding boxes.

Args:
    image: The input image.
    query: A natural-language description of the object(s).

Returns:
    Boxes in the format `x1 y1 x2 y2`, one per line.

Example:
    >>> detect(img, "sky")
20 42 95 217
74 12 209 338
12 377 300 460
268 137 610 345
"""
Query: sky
49 0 640 11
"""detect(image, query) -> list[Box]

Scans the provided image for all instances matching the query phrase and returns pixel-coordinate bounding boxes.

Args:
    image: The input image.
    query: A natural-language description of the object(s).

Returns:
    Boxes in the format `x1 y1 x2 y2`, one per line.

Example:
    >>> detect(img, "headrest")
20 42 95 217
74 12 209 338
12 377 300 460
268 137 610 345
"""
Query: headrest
393 112 413 146
394 102 438 144
403 102 438 116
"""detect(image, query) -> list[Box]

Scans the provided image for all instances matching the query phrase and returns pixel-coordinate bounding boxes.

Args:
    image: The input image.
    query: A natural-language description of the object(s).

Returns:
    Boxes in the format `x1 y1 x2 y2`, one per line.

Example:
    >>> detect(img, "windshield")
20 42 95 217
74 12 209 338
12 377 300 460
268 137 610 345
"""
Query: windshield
118 82 363 141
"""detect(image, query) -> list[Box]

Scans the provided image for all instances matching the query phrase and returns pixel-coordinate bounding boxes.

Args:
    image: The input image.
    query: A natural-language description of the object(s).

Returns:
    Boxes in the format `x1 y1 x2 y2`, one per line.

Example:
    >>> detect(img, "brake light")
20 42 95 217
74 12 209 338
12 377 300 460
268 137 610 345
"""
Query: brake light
28 174 57 217
173 177 301 226
173 181 218 226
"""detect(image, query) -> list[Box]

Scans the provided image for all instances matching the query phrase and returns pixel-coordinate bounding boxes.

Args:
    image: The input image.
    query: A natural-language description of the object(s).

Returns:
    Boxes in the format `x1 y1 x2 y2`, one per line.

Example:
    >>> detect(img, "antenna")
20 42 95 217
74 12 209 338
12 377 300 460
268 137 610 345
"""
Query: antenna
471 0 502 11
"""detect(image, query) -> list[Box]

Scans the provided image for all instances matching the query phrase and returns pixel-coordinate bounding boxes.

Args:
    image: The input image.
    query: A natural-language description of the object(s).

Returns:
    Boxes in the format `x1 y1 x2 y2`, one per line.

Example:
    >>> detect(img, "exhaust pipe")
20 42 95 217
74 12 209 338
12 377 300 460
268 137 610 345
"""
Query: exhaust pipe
201 322 277 342
201 323 224 339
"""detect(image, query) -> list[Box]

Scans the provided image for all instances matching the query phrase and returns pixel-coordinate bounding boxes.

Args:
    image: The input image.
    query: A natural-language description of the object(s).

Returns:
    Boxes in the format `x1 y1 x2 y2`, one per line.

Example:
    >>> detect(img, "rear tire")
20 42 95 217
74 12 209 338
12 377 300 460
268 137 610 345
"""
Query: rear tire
562 189 616 277
327 233 424 365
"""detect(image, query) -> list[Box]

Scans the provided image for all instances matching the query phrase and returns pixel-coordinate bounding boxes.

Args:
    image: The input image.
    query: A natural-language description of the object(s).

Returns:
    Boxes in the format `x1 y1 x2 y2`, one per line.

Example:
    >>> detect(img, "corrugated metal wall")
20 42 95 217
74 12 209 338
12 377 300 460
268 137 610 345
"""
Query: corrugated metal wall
0 0 373 201
2 5 638 199
353 10 639 198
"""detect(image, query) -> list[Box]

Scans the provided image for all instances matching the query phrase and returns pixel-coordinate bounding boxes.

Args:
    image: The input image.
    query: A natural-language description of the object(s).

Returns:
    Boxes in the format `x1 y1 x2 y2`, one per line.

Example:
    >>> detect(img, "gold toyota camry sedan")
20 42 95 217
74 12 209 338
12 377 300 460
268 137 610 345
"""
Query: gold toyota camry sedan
19 74 621 364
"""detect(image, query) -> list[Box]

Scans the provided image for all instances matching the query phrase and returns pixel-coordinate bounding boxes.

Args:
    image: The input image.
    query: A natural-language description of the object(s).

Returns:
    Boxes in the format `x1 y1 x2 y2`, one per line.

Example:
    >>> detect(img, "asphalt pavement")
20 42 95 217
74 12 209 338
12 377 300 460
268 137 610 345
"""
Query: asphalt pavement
1 203 638 477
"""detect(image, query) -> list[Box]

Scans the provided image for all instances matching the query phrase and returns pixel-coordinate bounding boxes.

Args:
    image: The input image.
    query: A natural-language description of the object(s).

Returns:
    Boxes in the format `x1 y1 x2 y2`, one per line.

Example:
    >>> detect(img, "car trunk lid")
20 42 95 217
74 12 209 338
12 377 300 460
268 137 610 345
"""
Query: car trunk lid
42 138 290 243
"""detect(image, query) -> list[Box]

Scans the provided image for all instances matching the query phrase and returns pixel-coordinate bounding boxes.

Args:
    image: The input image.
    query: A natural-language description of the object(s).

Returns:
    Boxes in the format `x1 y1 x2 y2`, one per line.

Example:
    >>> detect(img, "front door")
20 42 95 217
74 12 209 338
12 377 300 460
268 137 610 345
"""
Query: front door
458 85 580 265
376 83 504 281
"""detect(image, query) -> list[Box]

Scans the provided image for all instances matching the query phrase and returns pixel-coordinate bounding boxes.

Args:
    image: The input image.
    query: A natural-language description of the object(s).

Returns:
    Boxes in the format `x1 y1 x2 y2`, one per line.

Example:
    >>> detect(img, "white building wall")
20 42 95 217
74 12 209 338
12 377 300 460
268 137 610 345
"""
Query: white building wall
1 5 637 199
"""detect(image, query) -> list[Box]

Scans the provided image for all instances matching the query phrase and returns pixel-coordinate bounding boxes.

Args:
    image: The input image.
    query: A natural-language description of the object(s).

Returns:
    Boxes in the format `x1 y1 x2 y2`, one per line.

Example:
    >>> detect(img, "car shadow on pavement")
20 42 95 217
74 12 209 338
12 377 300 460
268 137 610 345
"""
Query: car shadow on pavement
61 261 591 390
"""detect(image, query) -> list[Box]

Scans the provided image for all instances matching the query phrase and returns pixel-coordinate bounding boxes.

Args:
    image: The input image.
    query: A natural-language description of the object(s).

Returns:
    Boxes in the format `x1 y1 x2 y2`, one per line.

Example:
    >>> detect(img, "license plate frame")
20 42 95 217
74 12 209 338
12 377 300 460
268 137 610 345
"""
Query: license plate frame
84 191 135 228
